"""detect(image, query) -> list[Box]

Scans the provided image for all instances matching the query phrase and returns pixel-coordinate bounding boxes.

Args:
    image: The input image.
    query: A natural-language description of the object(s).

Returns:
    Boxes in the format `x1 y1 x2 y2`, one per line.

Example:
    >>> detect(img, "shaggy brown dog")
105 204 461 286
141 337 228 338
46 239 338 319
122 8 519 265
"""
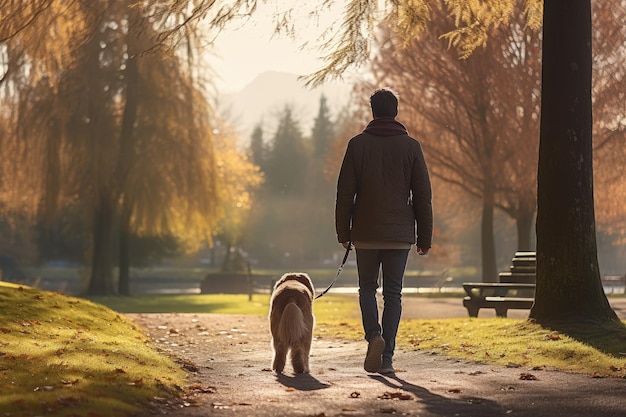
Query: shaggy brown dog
269 272 315 374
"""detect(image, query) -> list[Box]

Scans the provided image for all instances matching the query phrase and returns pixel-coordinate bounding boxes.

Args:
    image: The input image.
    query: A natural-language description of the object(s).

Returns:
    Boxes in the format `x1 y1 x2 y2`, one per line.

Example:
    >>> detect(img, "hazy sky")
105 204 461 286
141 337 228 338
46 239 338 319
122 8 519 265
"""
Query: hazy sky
210 3 344 93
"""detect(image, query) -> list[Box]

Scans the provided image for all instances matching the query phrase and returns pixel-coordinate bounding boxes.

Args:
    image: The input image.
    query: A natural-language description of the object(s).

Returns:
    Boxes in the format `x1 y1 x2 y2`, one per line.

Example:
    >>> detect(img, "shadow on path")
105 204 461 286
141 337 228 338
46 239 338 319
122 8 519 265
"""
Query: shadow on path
276 373 331 391
368 373 506 417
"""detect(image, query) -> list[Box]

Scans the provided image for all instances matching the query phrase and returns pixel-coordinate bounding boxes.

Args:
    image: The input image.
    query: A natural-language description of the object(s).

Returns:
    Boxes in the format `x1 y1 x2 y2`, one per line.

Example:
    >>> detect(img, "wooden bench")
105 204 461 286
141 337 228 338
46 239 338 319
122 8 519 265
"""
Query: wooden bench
462 282 535 317
601 275 626 294
462 252 536 317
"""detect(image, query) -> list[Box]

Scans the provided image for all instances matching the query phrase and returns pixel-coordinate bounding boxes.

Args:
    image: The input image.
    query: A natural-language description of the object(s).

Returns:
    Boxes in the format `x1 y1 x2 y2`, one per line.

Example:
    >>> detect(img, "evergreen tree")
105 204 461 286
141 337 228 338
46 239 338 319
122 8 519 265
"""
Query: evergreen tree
248 123 267 170
308 95 339 263
264 106 309 196
311 95 334 162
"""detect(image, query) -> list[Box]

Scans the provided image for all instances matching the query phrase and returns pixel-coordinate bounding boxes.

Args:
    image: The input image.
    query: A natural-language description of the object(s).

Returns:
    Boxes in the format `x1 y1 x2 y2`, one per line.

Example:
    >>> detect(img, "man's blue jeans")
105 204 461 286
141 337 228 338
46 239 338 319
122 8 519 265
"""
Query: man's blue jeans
356 248 410 362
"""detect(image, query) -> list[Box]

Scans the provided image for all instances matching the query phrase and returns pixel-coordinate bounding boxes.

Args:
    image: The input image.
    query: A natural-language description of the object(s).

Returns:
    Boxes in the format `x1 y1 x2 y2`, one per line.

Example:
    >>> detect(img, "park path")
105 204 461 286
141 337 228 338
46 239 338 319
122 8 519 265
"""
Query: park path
128 304 626 417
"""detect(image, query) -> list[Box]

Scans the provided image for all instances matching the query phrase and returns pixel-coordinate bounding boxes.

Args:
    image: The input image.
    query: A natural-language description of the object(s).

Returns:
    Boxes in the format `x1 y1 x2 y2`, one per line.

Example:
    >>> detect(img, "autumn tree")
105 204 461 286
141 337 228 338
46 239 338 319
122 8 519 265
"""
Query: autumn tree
0 0 259 295
360 2 539 280
591 2 626 248
301 0 621 325
211 123 263 272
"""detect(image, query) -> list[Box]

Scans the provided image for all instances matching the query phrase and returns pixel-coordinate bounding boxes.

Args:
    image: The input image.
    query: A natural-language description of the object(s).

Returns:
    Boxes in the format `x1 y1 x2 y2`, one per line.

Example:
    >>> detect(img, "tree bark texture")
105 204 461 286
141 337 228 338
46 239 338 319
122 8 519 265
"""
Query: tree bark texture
530 0 617 322
481 183 498 282
118 197 132 296
87 194 115 296
116 46 139 296
516 210 535 252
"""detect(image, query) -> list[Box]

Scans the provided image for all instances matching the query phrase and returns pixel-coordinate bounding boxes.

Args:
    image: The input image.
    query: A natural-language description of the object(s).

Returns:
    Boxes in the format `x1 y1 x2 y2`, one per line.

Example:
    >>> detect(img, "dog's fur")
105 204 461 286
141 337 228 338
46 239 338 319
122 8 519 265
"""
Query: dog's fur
269 272 315 374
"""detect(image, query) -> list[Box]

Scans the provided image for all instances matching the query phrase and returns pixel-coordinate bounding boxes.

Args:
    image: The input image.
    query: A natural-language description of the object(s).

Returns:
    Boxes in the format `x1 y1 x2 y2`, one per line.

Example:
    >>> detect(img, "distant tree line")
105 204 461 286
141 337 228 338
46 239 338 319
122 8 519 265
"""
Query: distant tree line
242 96 347 268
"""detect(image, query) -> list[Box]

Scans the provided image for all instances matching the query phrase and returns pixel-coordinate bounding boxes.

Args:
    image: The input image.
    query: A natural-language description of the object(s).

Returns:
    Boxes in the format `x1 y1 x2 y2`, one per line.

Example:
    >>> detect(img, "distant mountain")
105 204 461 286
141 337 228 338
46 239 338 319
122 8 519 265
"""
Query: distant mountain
218 71 353 144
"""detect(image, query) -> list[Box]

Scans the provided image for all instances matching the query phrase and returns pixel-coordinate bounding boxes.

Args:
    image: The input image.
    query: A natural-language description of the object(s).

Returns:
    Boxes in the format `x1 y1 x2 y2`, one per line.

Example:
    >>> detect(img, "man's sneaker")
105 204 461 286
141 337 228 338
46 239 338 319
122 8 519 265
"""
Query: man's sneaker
364 334 385 373
379 359 395 375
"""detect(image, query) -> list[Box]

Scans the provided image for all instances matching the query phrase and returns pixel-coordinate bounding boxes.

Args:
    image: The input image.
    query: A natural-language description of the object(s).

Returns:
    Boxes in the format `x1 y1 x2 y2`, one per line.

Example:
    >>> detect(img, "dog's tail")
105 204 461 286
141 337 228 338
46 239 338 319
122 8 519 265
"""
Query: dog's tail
278 301 308 345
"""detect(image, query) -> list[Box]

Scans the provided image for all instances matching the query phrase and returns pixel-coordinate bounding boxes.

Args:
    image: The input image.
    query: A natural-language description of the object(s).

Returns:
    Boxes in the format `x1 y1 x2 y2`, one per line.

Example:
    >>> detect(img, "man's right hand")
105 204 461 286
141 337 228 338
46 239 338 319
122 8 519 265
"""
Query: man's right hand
416 247 430 255
342 242 353 250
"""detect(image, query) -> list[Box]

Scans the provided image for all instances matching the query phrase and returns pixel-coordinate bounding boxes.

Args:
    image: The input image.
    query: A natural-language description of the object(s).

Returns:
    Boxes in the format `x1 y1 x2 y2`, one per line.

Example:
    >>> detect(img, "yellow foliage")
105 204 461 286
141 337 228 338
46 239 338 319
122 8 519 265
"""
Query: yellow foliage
212 122 264 244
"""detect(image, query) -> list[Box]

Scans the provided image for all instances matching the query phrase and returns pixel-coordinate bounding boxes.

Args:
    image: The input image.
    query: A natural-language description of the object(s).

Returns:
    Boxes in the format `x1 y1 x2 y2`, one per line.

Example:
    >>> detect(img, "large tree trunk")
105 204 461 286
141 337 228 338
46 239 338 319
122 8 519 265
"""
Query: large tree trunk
87 194 115 296
481 183 498 282
116 46 139 297
529 0 617 323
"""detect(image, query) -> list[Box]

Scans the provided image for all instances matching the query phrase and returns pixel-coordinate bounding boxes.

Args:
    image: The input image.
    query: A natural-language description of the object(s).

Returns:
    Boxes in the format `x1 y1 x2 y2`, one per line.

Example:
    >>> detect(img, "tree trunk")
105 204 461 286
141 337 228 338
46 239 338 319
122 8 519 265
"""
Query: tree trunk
221 242 233 272
529 0 617 323
118 197 132 296
115 43 139 297
481 183 498 282
516 209 535 252
87 194 115 296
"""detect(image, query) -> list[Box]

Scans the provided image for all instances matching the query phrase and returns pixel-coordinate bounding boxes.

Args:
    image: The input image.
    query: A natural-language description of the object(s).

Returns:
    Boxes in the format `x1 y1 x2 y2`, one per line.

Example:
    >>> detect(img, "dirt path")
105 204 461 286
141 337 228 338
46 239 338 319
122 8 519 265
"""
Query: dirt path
128 312 626 417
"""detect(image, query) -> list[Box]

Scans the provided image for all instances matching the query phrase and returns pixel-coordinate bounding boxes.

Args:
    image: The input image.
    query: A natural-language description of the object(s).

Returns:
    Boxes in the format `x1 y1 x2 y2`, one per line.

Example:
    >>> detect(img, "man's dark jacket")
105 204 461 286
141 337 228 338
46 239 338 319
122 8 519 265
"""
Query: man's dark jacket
335 117 433 249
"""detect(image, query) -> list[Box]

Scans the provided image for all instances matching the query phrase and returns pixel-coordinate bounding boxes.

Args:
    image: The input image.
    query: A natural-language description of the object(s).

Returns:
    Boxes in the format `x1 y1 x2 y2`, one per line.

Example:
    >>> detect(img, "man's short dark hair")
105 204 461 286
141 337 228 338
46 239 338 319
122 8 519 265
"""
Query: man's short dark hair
370 88 399 118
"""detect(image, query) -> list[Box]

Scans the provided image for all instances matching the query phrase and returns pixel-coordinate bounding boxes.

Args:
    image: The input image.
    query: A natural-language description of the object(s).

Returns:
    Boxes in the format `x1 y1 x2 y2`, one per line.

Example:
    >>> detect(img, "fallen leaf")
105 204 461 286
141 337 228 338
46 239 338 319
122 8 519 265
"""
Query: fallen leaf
448 388 462 393
520 373 537 381
61 379 80 386
546 333 561 340
189 385 217 394
378 391 412 400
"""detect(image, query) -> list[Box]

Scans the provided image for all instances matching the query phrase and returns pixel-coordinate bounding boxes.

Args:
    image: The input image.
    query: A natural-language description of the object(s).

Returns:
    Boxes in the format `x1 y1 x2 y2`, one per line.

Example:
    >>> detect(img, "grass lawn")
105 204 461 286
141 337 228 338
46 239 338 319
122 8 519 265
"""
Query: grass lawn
0 282 186 417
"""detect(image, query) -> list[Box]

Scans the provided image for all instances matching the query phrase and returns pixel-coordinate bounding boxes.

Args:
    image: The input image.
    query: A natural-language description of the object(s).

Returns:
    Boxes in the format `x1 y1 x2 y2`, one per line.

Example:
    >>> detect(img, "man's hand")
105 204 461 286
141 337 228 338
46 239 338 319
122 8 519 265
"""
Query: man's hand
416 247 430 255
342 242 353 250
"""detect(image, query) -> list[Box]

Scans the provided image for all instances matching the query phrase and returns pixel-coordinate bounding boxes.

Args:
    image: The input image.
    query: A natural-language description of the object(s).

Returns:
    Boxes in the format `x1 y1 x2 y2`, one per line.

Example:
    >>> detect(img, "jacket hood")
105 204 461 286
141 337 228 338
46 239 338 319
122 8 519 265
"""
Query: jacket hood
363 117 408 136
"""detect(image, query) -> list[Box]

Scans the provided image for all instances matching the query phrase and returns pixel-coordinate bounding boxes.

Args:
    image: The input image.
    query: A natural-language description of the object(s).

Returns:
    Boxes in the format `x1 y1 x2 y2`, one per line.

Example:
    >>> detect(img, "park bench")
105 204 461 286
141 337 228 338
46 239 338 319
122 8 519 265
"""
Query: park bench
462 252 536 317
601 274 626 294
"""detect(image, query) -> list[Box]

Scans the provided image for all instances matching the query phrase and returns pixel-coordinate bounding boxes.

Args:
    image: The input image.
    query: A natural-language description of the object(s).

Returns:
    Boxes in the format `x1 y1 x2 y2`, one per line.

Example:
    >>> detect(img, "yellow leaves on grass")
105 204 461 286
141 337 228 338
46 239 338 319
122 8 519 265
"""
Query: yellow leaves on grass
0 283 186 416
398 318 626 378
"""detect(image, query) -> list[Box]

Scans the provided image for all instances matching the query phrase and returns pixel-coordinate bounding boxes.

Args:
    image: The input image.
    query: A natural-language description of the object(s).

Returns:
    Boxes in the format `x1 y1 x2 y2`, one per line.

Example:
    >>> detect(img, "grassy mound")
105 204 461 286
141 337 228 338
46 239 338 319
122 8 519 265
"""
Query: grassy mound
0 282 186 417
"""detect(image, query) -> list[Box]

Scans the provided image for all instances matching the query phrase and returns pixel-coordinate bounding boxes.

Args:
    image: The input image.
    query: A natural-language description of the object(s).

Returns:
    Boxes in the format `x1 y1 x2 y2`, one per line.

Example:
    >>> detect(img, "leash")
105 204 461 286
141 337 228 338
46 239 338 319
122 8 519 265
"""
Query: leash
315 242 352 300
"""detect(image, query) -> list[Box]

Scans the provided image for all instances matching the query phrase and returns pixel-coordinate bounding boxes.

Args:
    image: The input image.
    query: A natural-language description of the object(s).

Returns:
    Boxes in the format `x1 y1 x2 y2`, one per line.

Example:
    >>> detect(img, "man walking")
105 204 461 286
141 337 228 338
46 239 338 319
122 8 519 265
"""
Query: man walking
335 88 433 374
